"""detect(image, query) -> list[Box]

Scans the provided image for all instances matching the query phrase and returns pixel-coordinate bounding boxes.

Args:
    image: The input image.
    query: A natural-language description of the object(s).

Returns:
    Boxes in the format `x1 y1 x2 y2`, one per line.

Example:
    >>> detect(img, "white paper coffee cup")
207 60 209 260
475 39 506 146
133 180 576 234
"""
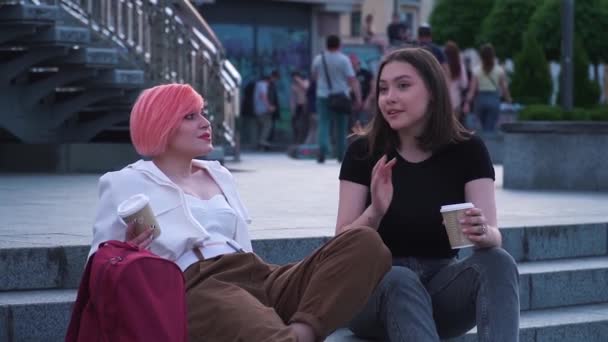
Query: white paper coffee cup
117 194 161 239
440 203 474 249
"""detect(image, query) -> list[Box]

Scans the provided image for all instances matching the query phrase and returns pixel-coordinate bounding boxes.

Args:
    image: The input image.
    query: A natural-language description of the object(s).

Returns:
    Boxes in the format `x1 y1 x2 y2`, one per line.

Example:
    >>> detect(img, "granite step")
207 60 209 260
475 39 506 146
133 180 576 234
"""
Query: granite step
0 289 74 342
460 222 608 263
1 256 607 312
327 303 608 342
1 223 606 291
518 256 608 310
1 290 607 342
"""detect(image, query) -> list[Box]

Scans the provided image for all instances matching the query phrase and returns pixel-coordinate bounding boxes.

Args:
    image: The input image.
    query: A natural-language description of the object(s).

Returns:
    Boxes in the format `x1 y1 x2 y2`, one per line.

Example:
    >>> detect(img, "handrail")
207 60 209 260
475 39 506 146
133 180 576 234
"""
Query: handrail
171 0 224 55
54 0 241 151
59 0 225 87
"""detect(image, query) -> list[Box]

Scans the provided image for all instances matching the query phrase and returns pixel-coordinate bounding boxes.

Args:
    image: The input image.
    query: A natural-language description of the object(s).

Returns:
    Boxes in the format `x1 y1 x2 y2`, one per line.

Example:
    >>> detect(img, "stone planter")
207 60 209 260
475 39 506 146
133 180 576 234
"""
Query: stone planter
502 122 608 191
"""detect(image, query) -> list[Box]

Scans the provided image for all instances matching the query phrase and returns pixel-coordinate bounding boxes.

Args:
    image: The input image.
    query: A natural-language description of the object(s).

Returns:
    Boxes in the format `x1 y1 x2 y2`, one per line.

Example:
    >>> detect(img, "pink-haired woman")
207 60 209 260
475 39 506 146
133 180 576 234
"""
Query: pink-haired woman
88 83 390 342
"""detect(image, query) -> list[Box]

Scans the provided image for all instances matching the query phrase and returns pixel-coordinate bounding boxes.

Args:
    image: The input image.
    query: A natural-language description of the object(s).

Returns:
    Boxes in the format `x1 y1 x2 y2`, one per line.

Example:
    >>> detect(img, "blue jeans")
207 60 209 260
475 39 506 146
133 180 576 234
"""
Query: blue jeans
317 97 348 160
474 91 501 132
349 247 520 342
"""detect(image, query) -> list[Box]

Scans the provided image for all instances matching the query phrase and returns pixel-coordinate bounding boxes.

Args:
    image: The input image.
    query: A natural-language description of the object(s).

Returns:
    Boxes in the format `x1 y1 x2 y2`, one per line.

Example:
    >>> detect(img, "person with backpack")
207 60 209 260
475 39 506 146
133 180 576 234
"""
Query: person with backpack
85 83 391 342
312 35 362 163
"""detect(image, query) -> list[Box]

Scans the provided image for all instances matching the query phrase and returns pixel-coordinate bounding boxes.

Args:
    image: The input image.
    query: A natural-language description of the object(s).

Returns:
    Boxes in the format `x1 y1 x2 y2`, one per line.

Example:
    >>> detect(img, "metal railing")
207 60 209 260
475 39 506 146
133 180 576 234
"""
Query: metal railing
58 0 241 151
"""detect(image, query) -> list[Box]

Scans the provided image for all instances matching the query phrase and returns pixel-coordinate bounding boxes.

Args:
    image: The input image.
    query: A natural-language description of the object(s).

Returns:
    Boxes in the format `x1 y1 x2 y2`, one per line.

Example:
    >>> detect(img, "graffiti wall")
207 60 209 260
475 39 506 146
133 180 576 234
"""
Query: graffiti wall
214 24 310 109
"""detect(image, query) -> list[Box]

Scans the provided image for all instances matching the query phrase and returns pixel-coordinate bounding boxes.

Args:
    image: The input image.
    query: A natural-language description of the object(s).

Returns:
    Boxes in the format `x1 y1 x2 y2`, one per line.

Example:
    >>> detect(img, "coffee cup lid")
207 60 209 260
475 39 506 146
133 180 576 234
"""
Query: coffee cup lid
117 194 150 217
440 202 474 213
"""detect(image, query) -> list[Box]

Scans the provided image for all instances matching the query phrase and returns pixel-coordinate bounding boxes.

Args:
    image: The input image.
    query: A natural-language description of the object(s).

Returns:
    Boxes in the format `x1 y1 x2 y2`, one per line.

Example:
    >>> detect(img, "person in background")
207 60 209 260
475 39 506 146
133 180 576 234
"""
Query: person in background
363 14 375 44
311 35 362 163
444 41 469 122
253 74 275 149
416 24 449 78
349 54 375 127
267 70 281 143
305 79 318 144
290 71 310 144
387 13 408 46
464 44 512 132
89 83 392 342
336 48 519 342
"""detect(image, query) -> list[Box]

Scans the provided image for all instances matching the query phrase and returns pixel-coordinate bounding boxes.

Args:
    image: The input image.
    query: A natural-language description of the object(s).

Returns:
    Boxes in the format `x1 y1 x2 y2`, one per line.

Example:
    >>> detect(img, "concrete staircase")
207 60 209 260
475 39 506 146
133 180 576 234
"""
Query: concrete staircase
1 223 607 341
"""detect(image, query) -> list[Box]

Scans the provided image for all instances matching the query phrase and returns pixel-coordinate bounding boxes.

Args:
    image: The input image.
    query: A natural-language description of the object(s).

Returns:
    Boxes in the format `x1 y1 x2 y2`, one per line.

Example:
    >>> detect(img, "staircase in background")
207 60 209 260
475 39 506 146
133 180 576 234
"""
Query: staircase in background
0 0 240 157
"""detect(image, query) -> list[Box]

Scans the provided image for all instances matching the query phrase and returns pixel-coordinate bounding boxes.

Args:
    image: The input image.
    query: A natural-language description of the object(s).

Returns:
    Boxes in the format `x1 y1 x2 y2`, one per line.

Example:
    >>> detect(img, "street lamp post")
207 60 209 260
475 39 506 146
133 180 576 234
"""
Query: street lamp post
561 0 574 111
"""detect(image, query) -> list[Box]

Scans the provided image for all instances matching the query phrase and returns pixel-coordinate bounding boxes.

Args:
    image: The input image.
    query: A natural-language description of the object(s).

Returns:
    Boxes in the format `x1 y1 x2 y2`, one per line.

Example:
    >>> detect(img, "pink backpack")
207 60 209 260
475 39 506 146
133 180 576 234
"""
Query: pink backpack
66 240 188 342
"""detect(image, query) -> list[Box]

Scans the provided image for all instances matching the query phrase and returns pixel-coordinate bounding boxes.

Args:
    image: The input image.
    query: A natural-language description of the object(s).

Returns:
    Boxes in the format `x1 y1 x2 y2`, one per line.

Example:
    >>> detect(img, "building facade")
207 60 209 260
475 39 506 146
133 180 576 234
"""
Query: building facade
196 0 364 146
339 0 436 44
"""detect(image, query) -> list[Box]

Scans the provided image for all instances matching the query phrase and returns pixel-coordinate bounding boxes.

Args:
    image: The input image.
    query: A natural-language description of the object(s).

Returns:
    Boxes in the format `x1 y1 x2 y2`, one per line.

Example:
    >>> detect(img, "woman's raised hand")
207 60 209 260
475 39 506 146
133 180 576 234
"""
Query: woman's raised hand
370 155 397 218
125 222 155 249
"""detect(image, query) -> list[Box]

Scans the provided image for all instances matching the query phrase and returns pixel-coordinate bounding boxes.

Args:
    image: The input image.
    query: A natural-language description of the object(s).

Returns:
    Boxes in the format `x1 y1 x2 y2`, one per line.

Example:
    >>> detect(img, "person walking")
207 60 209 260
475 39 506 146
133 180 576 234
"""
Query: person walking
464 44 512 132
311 35 362 163
290 71 310 144
444 41 469 122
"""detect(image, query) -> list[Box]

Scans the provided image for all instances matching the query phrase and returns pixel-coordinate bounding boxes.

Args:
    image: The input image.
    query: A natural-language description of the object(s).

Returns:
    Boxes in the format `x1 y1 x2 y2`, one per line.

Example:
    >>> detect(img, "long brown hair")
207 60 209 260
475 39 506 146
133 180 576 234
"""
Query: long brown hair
480 43 496 74
355 48 469 158
444 40 462 80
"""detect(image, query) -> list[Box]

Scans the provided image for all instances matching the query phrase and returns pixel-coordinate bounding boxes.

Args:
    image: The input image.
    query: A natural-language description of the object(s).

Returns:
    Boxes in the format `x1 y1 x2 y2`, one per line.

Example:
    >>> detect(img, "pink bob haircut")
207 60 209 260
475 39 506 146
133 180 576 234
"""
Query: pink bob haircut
130 83 204 157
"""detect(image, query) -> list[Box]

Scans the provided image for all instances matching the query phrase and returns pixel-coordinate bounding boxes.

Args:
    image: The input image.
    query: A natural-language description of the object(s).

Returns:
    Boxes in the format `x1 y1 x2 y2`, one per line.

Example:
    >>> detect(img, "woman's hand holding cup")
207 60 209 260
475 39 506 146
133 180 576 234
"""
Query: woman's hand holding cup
117 193 161 249
460 207 496 248
125 222 155 249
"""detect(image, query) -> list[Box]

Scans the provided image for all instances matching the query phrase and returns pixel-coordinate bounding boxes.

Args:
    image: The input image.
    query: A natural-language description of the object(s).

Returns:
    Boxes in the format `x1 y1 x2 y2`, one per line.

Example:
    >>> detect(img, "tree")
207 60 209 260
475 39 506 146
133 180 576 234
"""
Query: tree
528 0 608 64
557 37 601 108
477 0 540 60
511 31 553 105
429 0 495 49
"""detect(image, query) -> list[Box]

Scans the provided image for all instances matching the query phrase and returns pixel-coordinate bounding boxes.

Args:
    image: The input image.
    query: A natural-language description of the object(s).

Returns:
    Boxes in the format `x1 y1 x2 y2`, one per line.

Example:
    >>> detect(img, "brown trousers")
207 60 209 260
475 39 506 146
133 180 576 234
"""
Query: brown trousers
184 227 391 342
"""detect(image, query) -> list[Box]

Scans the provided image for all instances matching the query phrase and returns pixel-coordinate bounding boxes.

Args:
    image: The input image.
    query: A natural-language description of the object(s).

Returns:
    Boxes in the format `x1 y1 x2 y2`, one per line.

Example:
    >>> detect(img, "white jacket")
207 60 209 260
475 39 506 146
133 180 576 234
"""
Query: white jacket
88 159 253 261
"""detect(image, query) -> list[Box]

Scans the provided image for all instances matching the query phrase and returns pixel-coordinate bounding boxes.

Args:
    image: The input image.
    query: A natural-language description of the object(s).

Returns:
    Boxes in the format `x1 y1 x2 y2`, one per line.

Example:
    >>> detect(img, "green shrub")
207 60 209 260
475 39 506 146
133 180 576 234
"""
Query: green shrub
478 0 540 59
510 31 552 105
429 0 494 48
562 108 591 121
518 105 608 121
528 0 608 64
519 105 563 120
590 106 608 121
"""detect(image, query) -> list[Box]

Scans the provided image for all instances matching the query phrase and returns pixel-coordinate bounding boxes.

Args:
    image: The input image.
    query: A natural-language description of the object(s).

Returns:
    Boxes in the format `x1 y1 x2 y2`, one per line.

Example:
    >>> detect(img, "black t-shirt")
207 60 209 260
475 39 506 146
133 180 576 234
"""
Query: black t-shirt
339 135 495 258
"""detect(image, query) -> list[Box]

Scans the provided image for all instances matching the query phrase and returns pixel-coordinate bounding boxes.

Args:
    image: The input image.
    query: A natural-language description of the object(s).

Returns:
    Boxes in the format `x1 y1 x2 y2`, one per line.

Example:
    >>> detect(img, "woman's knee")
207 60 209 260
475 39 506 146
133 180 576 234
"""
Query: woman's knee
473 247 519 277
379 266 426 296
340 227 391 265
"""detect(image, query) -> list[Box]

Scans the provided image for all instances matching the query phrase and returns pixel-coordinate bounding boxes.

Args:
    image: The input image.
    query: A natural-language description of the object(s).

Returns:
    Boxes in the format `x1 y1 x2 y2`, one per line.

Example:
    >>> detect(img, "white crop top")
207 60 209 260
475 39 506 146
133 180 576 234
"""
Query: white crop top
186 194 238 240
175 194 241 271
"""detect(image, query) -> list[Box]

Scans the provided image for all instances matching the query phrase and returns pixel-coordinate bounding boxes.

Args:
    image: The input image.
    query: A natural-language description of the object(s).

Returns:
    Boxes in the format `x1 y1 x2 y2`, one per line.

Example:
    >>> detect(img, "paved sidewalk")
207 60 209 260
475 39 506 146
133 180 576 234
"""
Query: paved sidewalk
0 152 607 248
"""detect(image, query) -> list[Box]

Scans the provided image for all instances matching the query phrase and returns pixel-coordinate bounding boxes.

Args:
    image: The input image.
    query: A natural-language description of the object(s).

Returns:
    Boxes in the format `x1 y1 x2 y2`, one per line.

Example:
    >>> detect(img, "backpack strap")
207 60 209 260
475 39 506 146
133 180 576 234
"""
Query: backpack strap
321 53 334 92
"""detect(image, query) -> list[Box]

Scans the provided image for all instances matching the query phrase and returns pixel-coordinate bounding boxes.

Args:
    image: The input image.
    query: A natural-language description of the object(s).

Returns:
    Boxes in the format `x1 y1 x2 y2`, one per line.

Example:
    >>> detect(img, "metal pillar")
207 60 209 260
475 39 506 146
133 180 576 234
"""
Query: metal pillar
561 0 574 111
